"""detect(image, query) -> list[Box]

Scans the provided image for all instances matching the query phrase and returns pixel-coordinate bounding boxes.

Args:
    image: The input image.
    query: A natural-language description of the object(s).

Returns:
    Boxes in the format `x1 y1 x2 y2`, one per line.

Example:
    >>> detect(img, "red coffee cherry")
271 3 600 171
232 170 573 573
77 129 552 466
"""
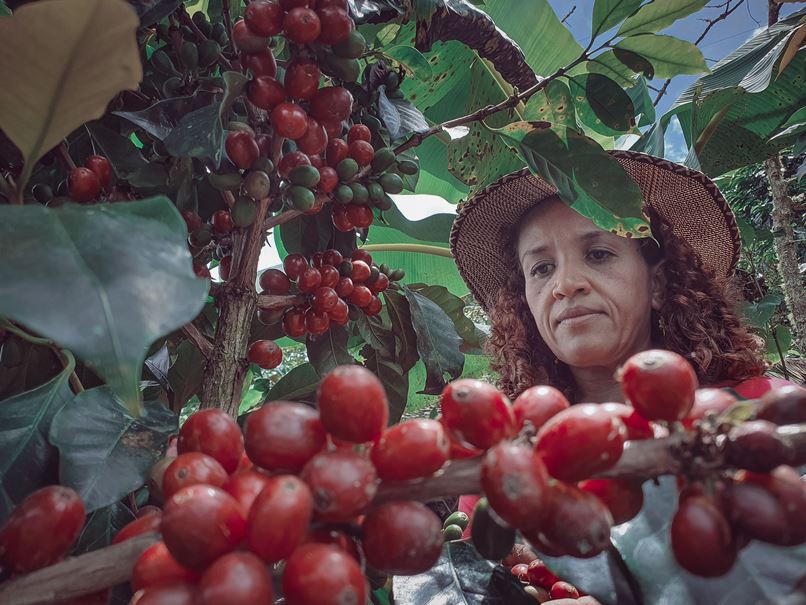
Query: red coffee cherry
525 559 560 589
130 584 196 605
218 255 232 281
297 117 328 156
733 465 806 546
242 48 278 78
283 7 321 43
350 259 371 282
248 339 283 369
271 102 310 140
259 268 291 293
305 308 331 335
362 501 443 574
683 388 738 429
68 167 101 202
364 295 382 316
197 552 273 605
232 19 269 54
347 124 372 144
440 379 516 450
222 470 272 518
312 286 339 312
280 0 313 8
619 349 698 421
671 495 737 577
368 272 389 294
351 249 373 265
245 401 327 472
248 475 314 563
247 76 286 109
347 204 373 228
159 485 247 570
316 6 353 45
132 541 200 591
278 151 312 178
335 276 354 298
283 253 309 280
578 478 645 525
112 510 162 545
512 385 570 431
347 140 374 167
285 59 321 100
725 420 793 472
301 451 378 522
84 155 112 188
371 419 450 481
318 166 339 193
321 118 344 138
320 264 340 288
331 205 354 232
298 266 323 293
211 210 234 234
282 544 367 605
310 86 354 123
550 582 579 599
283 307 308 337
317 365 389 443
243 0 283 37
226 131 260 169
178 408 245 474
481 441 551 530
599 402 657 440
757 384 806 425
0 486 85 572
326 138 349 166
181 209 203 232
162 452 229 499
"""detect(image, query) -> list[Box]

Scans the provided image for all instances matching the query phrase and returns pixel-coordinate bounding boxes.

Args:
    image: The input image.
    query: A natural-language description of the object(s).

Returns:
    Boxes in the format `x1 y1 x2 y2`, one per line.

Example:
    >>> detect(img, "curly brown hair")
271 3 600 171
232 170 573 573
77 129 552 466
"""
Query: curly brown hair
485 206 768 402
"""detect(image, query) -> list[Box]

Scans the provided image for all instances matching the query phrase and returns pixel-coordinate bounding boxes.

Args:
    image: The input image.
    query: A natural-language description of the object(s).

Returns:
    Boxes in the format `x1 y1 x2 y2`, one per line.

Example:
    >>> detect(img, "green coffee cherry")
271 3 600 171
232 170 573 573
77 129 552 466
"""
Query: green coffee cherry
286 186 315 212
379 172 404 194
212 22 228 45
371 147 396 173
192 11 213 37
227 121 256 136
378 263 390 275
442 524 464 542
208 172 243 192
180 42 199 71
198 40 222 68
332 30 367 59
323 54 360 82
335 184 354 204
349 182 369 205
368 181 385 202
162 76 183 97
444 511 470 531
336 158 359 182
32 183 54 204
374 193 394 211
289 165 321 188
397 159 419 175
244 170 271 199
190 225 213 247
232 196 258 227
389 268 405 281
151 50 179 76
362 114 383 133
339 260 353 276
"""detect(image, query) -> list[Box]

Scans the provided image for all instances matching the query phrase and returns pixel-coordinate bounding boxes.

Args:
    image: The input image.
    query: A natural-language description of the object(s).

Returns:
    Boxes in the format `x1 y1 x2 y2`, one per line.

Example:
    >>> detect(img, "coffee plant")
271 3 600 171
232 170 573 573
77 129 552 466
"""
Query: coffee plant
1 0 805 603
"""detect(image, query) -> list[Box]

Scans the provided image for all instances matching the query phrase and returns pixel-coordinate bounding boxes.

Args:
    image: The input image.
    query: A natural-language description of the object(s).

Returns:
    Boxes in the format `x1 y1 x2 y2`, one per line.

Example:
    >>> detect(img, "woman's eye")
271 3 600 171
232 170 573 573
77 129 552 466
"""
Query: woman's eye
530 263 553 277
588 249 613 262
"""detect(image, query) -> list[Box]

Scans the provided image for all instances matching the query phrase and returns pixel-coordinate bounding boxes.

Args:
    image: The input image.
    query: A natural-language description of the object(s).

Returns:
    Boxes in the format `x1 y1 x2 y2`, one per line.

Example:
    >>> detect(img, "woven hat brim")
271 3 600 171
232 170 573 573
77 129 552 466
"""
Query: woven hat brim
449 150 741 313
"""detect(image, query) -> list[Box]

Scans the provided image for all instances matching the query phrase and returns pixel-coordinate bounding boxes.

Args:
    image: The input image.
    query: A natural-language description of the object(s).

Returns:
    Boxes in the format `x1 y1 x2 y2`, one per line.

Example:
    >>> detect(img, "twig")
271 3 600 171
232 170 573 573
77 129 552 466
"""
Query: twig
264 208 302 231
181 322 214 360
256 293 307 310
221 0 235 57
561 5 576 24
57 142 76 171
653 0 746 105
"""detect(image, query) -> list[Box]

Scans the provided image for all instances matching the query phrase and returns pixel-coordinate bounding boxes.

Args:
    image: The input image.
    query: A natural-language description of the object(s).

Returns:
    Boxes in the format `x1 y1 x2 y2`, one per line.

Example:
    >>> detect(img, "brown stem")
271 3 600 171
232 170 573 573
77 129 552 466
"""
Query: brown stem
256 293 307 310
181 322 214 360
58 142 77 171
221 0 235 57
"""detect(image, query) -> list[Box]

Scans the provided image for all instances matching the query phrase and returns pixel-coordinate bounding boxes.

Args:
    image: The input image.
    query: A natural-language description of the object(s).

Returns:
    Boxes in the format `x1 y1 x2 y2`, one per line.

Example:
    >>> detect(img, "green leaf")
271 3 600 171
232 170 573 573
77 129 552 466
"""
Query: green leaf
362 349 408 424
380 45 434 80
306 326 354 378
612 48 655 79
114 93 217 142
615 34 709 78
355 315 395 356
85 123 148 180
164 102 225 166
0 0 142 191
0 351 76 523
0 1 11 17
264 363 320 405
383 290 420 373
568 74 636 134
742 294 782 329
167 340 205 412
376 199 455 245
767 324 793 358
49 386 176 512
591 0 643 40
0 198 209 416
524 80 576 129
626 77 656 126
409 284 480 348
586 50 640 87
617 0 709 37
132 0 183 26
72 501 136 555
403 286 463 395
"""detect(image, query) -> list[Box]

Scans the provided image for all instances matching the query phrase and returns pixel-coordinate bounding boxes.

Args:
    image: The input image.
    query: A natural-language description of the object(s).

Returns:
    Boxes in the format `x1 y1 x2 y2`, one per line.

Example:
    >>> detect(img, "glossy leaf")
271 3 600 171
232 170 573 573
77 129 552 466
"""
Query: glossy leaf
568 73 636 134
591 0 643 40
355 315 395 357
0 0 142 191
72 501 136 555
306 325 354 378
0 197 209 416
617 0 709 37
264 362 319 405
742 294 782 329
49 386 176 512
777 21 806 76
167 340 205 412
114 93 217 142
615 34 709 78
132 0 182 26
380 45 434 80
626 77 656 127
377 85 430 141
524 80 576 129
0 1 10 16
403 286 463 394
409 284 480 349
86 122 148 180
587 50 641 87
362 348 408 424
0 352 76 523
383 290 420 374
613 48 655 79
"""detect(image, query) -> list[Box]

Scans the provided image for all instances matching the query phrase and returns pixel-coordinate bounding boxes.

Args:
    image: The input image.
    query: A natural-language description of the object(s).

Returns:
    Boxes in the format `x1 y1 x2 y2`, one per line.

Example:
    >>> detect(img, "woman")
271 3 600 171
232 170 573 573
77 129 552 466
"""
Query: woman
446 151 805 604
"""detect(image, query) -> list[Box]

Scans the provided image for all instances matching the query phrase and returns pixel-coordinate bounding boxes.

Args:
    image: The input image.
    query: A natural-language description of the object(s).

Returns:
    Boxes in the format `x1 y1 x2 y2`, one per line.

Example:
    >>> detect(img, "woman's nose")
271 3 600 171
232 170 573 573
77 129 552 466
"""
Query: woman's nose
551 262 590 300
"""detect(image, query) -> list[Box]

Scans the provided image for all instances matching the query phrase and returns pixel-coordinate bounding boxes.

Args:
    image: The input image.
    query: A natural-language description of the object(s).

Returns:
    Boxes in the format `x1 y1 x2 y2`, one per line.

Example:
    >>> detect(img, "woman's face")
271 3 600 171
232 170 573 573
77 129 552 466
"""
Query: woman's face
516 198 664 371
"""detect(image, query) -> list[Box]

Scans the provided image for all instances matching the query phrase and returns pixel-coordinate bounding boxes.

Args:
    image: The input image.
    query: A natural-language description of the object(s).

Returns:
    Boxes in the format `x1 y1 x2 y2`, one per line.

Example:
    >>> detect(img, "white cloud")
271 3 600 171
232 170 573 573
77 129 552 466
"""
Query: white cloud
665 117 690 163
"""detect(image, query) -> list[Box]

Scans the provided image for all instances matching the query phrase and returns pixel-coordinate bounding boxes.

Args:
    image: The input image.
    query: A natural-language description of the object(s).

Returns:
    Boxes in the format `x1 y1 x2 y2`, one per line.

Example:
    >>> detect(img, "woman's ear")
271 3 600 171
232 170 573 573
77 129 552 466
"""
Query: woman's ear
650 260 666 311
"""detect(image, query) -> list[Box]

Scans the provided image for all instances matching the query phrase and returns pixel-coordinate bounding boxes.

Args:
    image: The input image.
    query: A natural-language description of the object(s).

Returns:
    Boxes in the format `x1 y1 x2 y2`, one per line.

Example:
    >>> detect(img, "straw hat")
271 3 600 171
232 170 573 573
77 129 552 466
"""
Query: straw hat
449 150 741 312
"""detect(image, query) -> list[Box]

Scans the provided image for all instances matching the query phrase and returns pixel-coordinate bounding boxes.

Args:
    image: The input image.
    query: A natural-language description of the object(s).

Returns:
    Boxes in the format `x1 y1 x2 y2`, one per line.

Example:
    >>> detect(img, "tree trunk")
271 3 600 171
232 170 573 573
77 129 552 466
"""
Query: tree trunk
200 197 270 417
763 155 806 352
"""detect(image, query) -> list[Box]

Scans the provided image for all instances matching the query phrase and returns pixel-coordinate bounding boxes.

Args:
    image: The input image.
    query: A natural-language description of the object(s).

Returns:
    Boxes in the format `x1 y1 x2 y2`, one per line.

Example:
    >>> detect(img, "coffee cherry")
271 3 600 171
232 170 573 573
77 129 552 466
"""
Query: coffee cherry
248 475 314 562
521 527 564 557
298 266 323 293
310 86 354 123
319 264 340 288
725 420 793 472
301 450 378 522
316 6 353 45
368 272 389 294
757 384 806 425
0 486 85 572
525 559 560 589
259 268 291 294
351 249 373 265
222 470 272 518
538 481 614 558
329 298 350 325
197 552 273 605
218 255 232 281
282 544 367 605
362 501 443 574
512 385 570 431
348 124 372 144
736 466 806 546
305 308 330 335
347 284 372 307
683 388 737 429
244 170 271 199
226 131 260 170
113 510 162 545
285 59 321 100
332 205 354 231
247 339 283 369
243 0 283 37
242 48 278 78
297 119 328 157
247 76 286 109
535 403 627 482
211 210 234 234
162 452 229 499
283 7 321 43
348 140 374 167
312 286 339 312
283 307 307 337
318 166 339 193
280 0 313 8
245 401 327 472
578 478 644 525
326 138 349 166
283 253 309 280
347 204 373 228
232 19 269 54
364 295 382 316
440 379 516 450
349 259 371 282
481 442 551 530
68 167 101 202
178 409 245 473
724 475 791 545
271 102 309 140
671 495 737 577
161 485 247 570
130 585 195 605
619 349 698 421
84 155 112 189
550 582 579 599
132 541 199 591
371 419 450 481
317 365 389 443
599 402 656 440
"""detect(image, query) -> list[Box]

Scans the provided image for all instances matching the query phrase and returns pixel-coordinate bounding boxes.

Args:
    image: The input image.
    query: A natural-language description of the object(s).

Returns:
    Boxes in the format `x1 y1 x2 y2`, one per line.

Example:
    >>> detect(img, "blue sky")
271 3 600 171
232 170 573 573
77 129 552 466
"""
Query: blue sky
546 0 800 160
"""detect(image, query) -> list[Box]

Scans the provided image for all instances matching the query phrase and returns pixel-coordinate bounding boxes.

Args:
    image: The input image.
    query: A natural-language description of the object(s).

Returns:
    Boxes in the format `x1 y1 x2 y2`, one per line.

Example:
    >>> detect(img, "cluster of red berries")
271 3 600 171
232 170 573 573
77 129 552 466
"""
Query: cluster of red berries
510 557 585 601
67 155 112 203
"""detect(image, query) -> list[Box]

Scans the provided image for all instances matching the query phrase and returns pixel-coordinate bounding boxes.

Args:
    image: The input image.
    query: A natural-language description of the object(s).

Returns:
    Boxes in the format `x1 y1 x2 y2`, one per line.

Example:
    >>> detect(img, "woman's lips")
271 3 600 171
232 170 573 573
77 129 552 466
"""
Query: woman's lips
555 308 603 326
